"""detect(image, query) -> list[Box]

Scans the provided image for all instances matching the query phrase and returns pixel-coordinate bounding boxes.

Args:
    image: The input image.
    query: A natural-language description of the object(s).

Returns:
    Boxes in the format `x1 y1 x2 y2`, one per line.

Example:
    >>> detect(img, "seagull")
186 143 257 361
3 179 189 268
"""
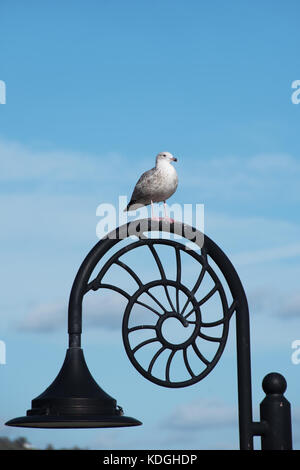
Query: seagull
124 151 178 221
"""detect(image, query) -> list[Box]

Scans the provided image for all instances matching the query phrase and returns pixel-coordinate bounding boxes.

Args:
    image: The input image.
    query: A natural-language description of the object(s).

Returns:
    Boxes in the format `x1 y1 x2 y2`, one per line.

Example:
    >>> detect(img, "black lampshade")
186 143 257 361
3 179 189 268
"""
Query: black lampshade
5 347 142 428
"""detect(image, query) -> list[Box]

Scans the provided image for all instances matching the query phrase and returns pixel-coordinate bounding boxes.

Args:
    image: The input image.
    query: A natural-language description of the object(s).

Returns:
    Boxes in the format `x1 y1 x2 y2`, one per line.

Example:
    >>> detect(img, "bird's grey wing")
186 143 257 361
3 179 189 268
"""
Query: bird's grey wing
130 167 157 202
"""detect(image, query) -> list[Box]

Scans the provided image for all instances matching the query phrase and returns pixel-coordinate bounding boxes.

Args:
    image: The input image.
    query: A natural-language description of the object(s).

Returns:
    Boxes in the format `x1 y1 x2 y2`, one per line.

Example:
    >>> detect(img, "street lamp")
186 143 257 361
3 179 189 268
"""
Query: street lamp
6 219 293 449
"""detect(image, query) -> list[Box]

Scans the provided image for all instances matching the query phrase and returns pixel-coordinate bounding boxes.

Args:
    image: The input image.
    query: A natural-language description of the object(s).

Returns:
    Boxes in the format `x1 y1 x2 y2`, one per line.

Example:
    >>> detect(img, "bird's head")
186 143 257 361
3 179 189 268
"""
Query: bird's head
156 151 178 165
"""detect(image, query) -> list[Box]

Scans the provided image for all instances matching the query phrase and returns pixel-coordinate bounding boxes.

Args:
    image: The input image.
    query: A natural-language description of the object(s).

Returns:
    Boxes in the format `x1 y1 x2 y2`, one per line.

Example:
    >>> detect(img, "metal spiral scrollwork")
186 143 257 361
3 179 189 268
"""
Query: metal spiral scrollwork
84 236 237 388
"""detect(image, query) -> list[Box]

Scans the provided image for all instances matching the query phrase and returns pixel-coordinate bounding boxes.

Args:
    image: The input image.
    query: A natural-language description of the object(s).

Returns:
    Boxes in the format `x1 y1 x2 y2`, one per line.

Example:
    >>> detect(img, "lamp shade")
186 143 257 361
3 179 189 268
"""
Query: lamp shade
6 347 142 428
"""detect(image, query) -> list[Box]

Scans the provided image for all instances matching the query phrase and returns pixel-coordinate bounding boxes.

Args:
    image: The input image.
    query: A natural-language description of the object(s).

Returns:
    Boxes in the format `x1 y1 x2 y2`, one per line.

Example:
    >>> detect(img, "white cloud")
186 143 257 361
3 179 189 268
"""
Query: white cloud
0 138 125 183
91 431 123 450
246 286 300 320
232 242 300 266
2 138 299 210
162 398 237 430
278 294 300 319
17 291 127 333
17 302 66 332
180 152 300 208
206 212 300 251
247 153 300 172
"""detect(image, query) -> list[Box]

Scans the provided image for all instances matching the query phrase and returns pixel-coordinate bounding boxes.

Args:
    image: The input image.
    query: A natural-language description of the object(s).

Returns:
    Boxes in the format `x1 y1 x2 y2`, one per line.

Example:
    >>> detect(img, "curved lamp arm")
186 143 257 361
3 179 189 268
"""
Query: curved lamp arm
67 218 253 449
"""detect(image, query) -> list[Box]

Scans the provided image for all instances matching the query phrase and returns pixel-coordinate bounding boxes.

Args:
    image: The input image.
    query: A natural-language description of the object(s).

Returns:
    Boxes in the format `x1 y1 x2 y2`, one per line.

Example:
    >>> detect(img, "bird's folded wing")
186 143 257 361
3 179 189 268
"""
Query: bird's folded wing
131 167 160 200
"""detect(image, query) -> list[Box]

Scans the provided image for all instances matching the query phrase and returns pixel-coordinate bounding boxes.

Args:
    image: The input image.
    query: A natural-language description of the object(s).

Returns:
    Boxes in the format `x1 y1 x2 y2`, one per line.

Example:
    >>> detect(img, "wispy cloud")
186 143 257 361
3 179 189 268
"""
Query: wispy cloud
277 294 300 319
17 302 66 332
90 430 123 450
161 398 237 431
17 292 127 333
246 285 300 320
183 152 300 197
0 138 125 184
232 242 300 266
2 138 300 209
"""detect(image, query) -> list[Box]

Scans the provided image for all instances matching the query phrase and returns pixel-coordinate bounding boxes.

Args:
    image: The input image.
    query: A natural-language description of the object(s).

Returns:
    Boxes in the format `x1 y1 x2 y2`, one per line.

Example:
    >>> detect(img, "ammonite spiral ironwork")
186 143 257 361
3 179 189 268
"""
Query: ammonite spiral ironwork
83 227 237 388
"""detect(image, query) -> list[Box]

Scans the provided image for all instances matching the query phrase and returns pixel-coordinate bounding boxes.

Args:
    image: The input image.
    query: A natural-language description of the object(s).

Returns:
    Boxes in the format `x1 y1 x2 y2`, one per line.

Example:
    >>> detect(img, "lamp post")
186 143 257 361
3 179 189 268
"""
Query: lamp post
6 219 293 449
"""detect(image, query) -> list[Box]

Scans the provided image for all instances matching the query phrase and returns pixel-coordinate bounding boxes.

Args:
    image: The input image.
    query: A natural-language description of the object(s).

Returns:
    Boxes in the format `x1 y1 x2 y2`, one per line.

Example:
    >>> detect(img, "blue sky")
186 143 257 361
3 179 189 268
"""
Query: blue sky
1 0 300 450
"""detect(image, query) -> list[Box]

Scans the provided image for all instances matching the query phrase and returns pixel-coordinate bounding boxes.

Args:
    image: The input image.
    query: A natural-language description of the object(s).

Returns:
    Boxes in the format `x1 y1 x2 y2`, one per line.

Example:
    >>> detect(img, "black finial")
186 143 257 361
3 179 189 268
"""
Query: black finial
262 372 287 395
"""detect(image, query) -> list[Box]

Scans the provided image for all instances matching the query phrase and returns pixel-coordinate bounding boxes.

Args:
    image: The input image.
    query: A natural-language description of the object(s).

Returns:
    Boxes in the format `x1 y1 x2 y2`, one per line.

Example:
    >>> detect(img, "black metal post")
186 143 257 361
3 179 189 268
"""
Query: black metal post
259 373 293 450
204 240 254 450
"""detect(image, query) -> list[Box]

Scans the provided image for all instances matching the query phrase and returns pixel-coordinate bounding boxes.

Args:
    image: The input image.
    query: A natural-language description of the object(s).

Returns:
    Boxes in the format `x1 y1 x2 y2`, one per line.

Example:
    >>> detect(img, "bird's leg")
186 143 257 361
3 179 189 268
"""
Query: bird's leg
151 200 160 221
163 201 175 223
163 201 168 218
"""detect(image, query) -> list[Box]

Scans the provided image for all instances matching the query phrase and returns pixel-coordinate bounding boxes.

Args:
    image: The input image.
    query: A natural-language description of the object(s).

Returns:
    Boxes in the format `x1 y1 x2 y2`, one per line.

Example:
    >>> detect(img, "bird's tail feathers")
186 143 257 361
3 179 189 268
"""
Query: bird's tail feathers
124 200 135 212
124 200 145 212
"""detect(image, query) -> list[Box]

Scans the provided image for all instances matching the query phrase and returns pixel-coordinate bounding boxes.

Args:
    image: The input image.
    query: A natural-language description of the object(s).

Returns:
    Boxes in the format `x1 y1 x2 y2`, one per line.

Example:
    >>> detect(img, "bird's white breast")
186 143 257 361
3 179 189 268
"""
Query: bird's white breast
152 162 178 202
